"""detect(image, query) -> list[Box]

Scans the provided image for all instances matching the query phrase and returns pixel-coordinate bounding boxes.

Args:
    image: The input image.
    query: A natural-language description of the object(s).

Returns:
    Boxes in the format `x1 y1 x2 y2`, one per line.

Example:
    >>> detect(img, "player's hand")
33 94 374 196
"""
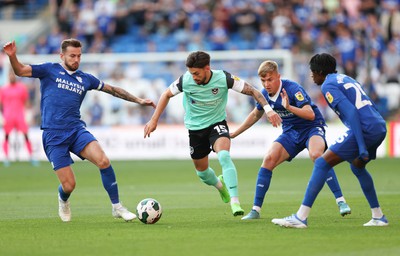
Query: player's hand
280 88 289 109
229 132 237 139
3 40 17 56
139 98 156 108
144 119 157 138
266 110 282 128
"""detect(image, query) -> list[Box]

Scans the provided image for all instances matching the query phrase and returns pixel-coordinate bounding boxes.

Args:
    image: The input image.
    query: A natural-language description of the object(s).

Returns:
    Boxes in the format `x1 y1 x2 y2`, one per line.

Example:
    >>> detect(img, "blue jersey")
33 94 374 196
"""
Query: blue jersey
321 74 386 133
31 63 104 130
256 79 325 133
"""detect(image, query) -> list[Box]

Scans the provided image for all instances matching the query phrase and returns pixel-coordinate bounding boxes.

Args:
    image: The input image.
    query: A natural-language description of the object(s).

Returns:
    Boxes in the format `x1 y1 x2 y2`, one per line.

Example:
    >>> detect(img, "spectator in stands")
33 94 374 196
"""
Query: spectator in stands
229 2 260 42
256 24 274 50
87 95 103 126
113 0 130 35
75 0 97 48
208 20 229 51
334 25 360 70
24 0 398 122
88 30 108 53
314 28 335 54
33 36 52 54
381 40 400 83
47 26 65 53
380 0 400 43
94 0 116 44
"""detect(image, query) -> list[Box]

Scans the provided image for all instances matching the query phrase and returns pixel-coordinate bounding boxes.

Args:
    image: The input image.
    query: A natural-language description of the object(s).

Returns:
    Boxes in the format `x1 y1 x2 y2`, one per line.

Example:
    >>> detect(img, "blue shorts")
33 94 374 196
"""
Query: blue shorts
42 127 97 170
276 126 327 161
329 126 386 163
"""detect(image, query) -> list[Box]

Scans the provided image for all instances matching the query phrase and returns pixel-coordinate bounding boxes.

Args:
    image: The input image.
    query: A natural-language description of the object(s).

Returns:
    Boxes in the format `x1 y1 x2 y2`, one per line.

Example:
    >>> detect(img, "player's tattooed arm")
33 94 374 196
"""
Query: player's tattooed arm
241 82 267 105
241 82 282 127
102 84 139 102
102 84 156 107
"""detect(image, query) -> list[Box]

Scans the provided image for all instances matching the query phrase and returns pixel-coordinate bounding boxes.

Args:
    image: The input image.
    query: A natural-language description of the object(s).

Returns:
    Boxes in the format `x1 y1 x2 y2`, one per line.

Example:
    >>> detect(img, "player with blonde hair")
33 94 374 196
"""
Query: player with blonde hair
232 60 351 220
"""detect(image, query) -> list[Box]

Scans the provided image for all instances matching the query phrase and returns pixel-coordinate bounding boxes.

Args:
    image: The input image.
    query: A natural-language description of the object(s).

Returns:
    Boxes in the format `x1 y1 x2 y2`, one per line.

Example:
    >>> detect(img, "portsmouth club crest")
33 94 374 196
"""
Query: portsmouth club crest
211 88 219 95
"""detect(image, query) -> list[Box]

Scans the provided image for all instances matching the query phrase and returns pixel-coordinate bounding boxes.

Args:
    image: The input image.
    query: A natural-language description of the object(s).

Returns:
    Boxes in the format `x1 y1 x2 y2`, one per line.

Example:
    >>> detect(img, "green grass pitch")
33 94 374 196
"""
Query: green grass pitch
1 158 399 256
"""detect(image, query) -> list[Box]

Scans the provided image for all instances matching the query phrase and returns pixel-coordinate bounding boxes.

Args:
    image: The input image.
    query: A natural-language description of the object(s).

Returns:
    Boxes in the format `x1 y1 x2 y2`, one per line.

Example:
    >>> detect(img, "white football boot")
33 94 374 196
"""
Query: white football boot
58 194 71 222
363 215 389 227
271 214 308 228
112 204 137 221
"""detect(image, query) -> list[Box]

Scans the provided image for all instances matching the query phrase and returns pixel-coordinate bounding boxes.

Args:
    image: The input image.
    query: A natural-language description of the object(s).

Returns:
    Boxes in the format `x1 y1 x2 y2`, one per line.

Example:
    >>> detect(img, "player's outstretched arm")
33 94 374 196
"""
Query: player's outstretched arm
230 107 263 138
241 82 282 127
102 84 156 108
144 89 173 138
3 41 32 77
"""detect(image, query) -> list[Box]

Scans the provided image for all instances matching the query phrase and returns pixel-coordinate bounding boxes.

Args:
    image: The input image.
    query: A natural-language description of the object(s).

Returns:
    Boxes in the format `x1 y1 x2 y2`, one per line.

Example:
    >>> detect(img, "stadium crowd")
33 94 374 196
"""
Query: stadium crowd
1 0 400 127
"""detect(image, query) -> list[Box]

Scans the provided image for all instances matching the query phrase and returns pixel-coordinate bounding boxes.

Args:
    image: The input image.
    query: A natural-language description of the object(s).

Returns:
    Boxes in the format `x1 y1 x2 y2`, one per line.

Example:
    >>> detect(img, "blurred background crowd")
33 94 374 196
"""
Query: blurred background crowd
0 0 400 127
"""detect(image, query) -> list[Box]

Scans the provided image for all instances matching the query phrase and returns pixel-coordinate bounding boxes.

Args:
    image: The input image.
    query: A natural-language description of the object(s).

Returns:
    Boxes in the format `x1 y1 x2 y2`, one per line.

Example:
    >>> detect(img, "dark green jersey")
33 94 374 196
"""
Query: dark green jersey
169 70 245 130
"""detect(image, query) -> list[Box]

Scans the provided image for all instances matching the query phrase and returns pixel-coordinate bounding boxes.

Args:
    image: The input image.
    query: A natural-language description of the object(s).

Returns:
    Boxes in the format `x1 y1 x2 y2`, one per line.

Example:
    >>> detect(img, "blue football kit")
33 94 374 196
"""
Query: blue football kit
321 73 386 161
251 79 344 209
31 63 104 170
256 79 326 160
302 73 386 209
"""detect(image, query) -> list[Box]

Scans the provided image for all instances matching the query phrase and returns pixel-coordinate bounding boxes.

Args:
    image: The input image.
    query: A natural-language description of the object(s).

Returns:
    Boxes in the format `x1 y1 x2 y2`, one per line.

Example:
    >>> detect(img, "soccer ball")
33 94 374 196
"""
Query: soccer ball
136 198 162 224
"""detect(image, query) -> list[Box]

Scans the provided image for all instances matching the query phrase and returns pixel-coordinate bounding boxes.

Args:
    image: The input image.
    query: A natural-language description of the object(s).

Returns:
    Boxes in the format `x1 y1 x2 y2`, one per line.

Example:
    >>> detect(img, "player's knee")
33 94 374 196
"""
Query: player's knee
217 150 231 165
351 158 366 169
263 153 279 168
309 151 323 162
97 156 111 169
350 164 365 176
62 181 76 194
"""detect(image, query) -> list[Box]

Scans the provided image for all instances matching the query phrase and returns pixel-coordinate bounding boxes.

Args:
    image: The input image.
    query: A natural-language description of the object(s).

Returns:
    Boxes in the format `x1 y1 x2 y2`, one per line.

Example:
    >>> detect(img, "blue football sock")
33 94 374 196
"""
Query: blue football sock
350 164 380 208
58 184 71 201
100 165 119 204
302 157 331 207
325 168 343 199
218 150 239 197
253 167 272 207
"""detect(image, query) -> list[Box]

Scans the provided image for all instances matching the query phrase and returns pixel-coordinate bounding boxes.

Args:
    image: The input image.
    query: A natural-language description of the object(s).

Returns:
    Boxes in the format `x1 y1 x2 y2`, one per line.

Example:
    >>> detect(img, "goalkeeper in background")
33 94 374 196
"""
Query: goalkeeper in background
0 71 38 167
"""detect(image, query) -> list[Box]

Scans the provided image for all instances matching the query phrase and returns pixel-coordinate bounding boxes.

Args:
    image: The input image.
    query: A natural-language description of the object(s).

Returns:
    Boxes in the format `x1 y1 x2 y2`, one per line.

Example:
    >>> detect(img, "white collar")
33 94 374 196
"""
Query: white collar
60 63 76 75
268 80 282 102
